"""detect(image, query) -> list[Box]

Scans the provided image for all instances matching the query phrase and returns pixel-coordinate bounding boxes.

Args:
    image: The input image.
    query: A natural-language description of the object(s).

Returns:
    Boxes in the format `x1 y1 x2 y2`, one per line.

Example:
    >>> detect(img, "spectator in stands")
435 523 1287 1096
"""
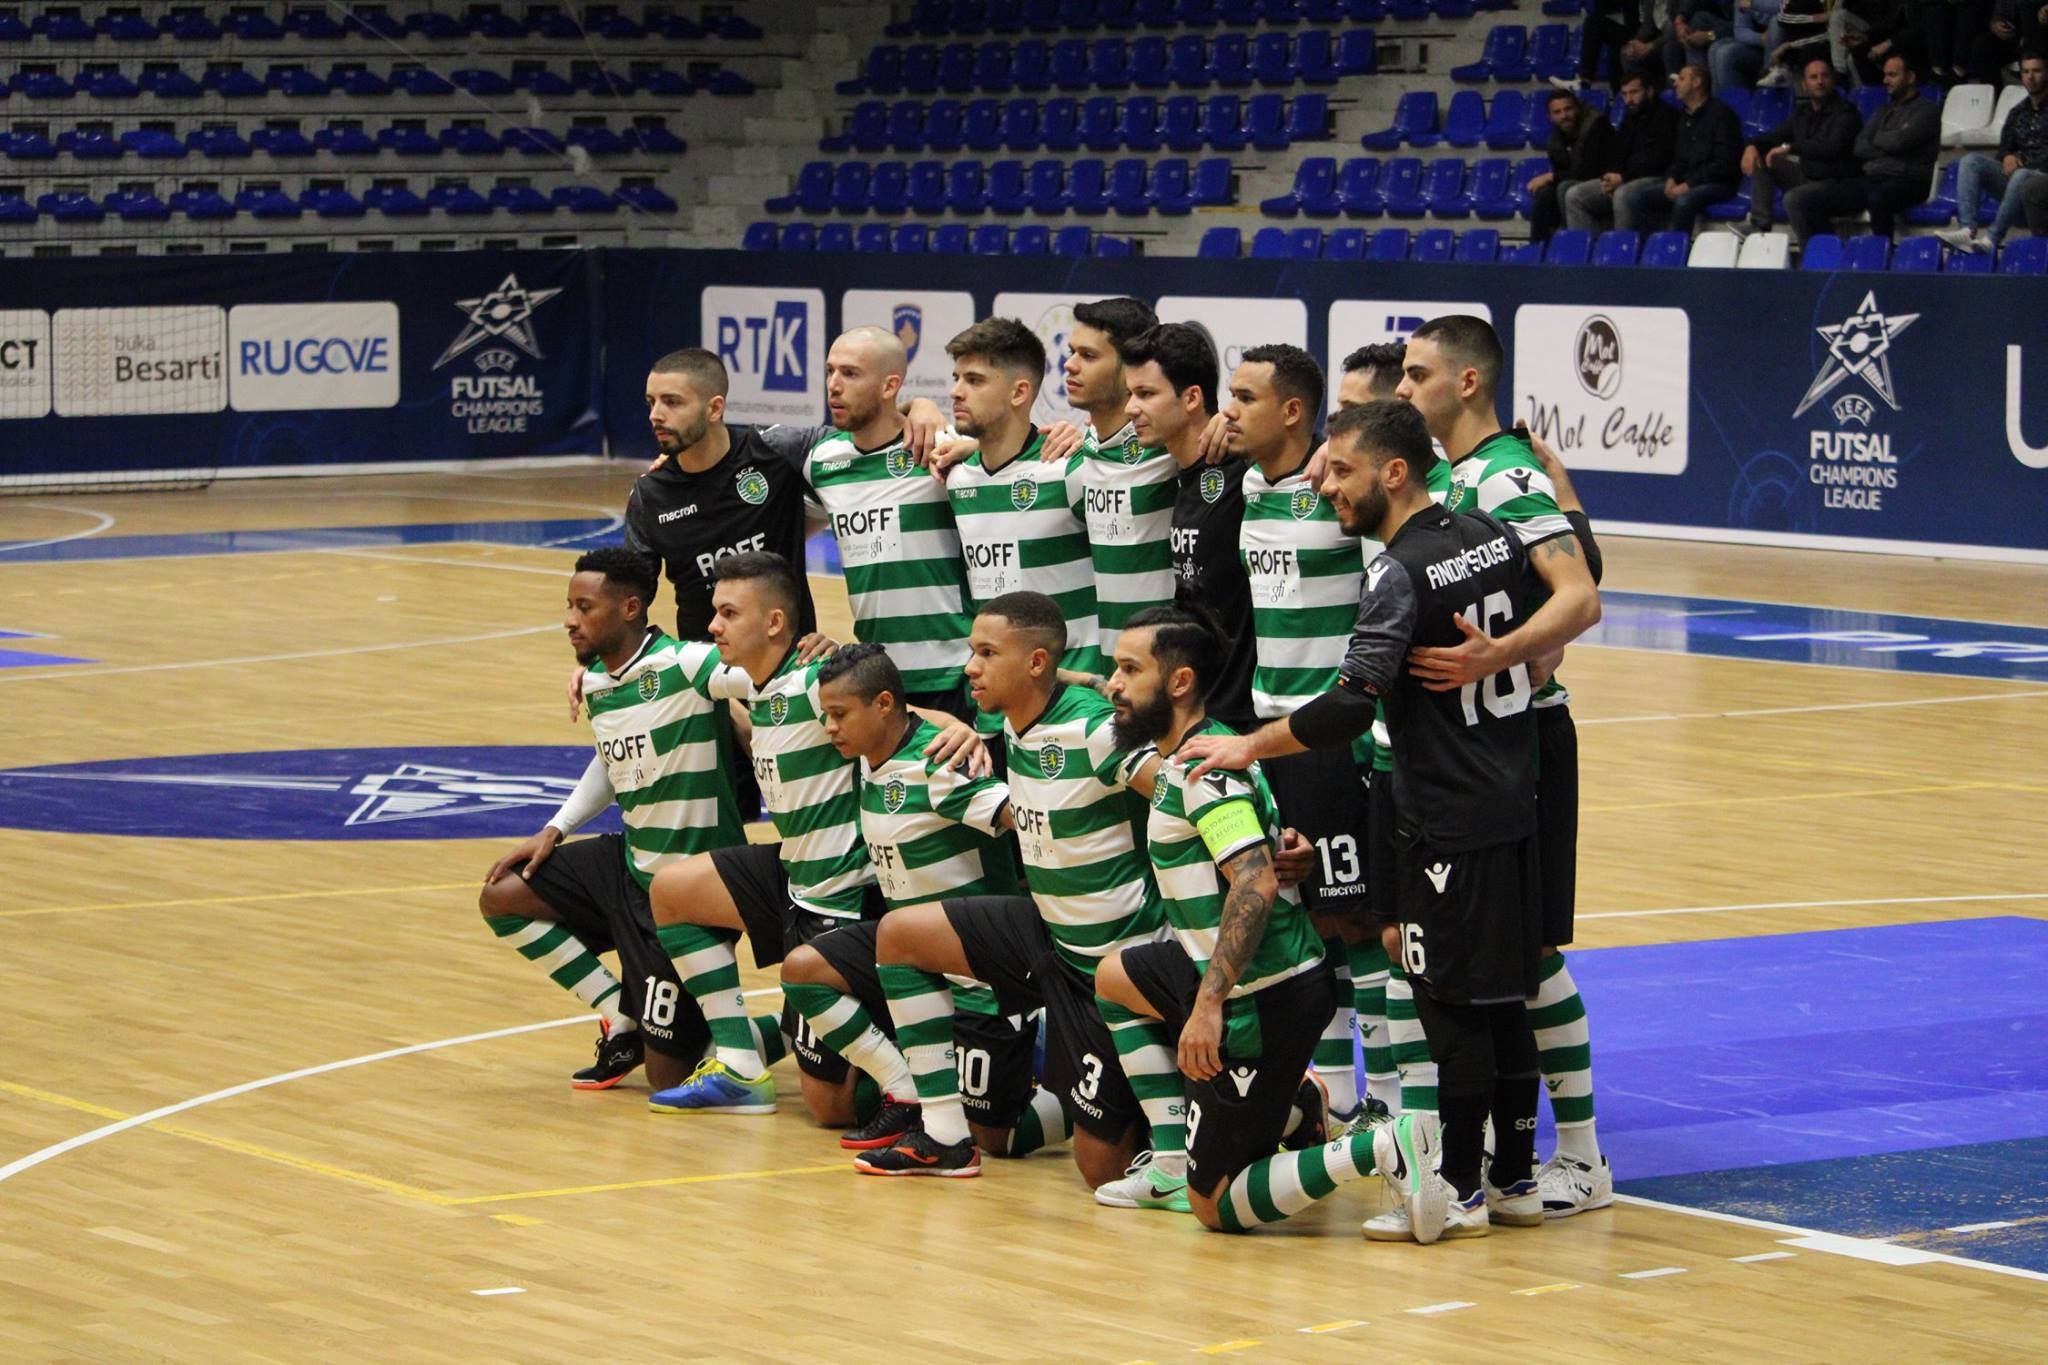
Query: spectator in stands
1623 0 1680 81
1615 65 1743 232
1529 89 1621 241
2024 159 2048 228
1756 0 1835 85
1784 51 1940 238
1673 0 1739 69
1925 0 1978 82
1711 0 1787 92
1574 0 1643 90
1831 0 1910 86
1939 50 2048 251
1564 70 1680 229
1730 56 1863 243
1337 344 1406 408
1983 0 2048 83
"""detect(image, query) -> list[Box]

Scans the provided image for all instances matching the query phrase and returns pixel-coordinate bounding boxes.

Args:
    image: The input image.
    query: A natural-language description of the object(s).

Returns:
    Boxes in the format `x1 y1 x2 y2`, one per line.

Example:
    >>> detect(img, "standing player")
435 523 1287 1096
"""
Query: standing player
863 593 1171 1193
644 553 981 1125
803 326 975 716
1097 606 1395 1234
1064 298 1179 663
1227 343 1382 1132
479 549 778 1092
1120 323 1257 733
1397 314 1613 1217
1337 343 1406 409
944 320 1108 695
1183 400 1600 1242
786 643 1070 1173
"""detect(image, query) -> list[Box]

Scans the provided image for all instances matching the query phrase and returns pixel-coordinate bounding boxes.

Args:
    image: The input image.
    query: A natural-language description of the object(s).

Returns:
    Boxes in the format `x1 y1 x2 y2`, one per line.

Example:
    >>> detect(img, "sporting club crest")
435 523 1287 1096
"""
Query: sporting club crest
1288 487 1320 520
1039 744 1066 778
768 695 790 725
885 447 918 478
1010 478 1040 511
736 467 772 506
635 670 662 701
1200 468 1225 503
882 777 909 814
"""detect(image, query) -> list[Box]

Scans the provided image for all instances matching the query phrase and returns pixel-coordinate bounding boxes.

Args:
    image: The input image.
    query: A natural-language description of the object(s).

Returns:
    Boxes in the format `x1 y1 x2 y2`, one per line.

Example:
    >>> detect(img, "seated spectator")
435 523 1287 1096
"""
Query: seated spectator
2024 157 2048 229
1939 49 2048 251
1981 0 2048 85
1925 0 1976 83
1615 64 1744 232
1783 51 1940 239
1530 89 1622 241
1757 0 1835 86
1673 0 1738 69
1623 0 1679 82
1710 0 1786 92
1573 0 1644 91
1831 0 1909 87
1565 70 1680 229
1731 56 1863 243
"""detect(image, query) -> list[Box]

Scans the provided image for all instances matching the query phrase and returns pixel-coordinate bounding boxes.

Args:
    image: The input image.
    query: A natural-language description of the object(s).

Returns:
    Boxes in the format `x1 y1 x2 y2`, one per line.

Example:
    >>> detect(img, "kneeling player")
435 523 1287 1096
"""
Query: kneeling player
1095 607 1394 1233
479 550 779 1092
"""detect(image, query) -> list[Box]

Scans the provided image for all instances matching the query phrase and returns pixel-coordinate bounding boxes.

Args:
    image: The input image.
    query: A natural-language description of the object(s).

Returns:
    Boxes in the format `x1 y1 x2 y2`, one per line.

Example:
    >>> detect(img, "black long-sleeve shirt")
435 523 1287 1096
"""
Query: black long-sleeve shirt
1616 99 1680 181
1668 96 1743 187
1853 87 1939 182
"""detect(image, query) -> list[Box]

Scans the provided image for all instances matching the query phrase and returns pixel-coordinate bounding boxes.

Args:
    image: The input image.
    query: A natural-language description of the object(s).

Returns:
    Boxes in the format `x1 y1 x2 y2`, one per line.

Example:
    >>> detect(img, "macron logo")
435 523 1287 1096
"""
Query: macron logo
1227 1066 1258 1097
1366 561 1391 594
1424 862 1452 894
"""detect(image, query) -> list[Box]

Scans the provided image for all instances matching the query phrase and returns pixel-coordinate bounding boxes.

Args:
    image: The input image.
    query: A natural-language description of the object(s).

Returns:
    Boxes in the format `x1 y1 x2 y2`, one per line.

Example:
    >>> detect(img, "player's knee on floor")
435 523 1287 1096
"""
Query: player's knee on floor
1073 1125 1142 1188
970 1121 1016 1157
799 1070 858 1127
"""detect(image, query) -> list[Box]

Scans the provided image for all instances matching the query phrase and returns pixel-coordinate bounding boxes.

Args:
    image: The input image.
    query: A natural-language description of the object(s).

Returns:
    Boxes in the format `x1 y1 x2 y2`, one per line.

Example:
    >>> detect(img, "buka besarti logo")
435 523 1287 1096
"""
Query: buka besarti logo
1793 291 1917 514
435 273 563 434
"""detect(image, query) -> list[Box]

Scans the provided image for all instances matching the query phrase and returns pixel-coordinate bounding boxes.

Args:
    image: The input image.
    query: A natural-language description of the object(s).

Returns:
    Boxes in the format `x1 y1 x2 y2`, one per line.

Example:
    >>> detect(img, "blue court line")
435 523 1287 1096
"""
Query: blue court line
0 518 620 563
0 649 91 669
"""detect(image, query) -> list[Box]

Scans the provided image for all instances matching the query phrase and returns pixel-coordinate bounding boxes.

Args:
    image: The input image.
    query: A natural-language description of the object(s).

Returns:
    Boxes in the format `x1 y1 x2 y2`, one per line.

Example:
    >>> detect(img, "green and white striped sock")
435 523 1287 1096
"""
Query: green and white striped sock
1214 1130 1378 1232
1529 951 1600 1163
1006 1086 1071 1157
1386 962 1438 1117
485 915 634 1033
753 1014 787 1069
1098 998 1186 1173
782 981 916 1099
879 962 971 1145
1350 939 1398 1110
655 922 761 1076
1313 941 1360 1115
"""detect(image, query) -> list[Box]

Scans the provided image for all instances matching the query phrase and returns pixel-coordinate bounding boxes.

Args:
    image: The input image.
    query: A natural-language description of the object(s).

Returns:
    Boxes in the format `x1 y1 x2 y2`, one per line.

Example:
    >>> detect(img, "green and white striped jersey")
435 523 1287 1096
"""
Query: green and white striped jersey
1445 430 1574 709
579 628 748 886
746 648 876 918
1240 455 1379 724
858 715 1018 1016
803 429 973 696
1077 420 1177 659
1004 684 1164 975
946 429 1106 680
1144 719 1325 1000
1373 457 1456 773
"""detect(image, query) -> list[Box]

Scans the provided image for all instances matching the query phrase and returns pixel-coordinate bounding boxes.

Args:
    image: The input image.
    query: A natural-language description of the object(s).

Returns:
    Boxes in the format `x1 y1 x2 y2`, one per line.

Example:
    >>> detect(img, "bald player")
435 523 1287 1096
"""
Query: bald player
802 326 978 716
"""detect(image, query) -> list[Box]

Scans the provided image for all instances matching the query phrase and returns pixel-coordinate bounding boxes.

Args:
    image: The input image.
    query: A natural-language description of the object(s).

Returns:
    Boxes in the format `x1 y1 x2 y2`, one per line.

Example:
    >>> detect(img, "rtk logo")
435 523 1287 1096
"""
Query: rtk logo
434 274 563 369
716 299 809 394
1793 290 1920 418
1382 315 1426 339
1423 862 1452 894
1226 1066 1258 1097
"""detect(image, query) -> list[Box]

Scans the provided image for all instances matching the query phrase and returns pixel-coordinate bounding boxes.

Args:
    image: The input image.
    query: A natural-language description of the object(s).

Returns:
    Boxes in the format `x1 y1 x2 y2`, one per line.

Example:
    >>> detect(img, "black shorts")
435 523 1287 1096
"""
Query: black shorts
709 842 885 1083
1391 829 1542 1007
943 895 1142 1142
1262 747 1373 925
1367 765 1397 928
520 834 708 1063
955 1007 1039 1129
1535 703 1578 947
1120 939 1335 1200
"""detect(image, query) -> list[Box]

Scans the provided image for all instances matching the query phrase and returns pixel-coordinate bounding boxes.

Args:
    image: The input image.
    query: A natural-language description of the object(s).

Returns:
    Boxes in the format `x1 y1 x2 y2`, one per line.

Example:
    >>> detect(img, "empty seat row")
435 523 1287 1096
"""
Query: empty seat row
5 61 752 101
767 155 1235 216
0 181 679 224
837 29 1376 95
0 7 762 46
741 219 1140 255
1 122 685 162
1450 24 1580 83
825 92 1331 154
882 0 1496 39
1262 154 1550 219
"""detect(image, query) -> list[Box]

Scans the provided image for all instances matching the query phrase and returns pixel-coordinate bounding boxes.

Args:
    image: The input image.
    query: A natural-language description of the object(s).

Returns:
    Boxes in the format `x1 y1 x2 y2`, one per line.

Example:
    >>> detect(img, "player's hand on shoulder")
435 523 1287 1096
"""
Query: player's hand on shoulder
1273 826 1313 889
926 436 977 480
1040 421 1084 461
794 632 840 665
924 720 992 779
1196 411 1233 465
902 397 946 462
1407 611 1509 691
486 825 562 887
1177 732 1250 785
566 664 586 721
1178 1000 1224 1081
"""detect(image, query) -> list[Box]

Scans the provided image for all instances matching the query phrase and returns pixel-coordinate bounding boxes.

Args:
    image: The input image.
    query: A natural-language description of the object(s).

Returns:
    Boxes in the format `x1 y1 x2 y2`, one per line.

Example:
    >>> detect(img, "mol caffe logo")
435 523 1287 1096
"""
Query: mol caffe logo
1574 316 1622 400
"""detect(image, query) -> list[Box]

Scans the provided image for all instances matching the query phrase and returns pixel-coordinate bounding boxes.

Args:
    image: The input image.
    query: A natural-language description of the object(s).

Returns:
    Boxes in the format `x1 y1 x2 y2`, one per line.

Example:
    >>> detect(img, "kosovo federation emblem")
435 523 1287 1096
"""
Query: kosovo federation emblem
768 695 790 725
1200 468 1225 503
1289 487 1320 520
885 447 918 478
736 468 771 505
635 670 662 701
1039 744 1066 778
883 777 909 814
1011 479 1039 511
893 304 923 365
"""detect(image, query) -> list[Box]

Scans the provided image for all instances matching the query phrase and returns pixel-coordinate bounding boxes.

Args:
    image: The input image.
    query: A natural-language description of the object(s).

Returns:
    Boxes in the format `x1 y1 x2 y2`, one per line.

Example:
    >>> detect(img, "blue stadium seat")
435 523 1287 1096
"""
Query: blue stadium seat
904 44 944 93
1150 158 1196 212
926 99 967 152
1203 95 1248 151
1167 34 1209 87
248 126 314 158
1465 157 1518 218
1324 226 1367 259
765 161 831 213
1495 239 1543 264
1412 227 1457 262
104 190 171 223
1530 24 1575 81
976 41 1016 92
189 128 253 159
1089 37 1131 89
169 189 236 221
1131 35 1172 88
1367 226 1411 261
2000 238 2048 274
1013 223 1053 252
884 101 925 152
141 69 204 98
1843 234 1890 271
947 159 989 212
1253 32 1297 86
161 11 221 40
1199 226 1243 257
1890 236 1940 272
1107 157 1149 214
1642 229 1689 267
894 222 932 251
99 11 157 41
988 158 1032 213
834 162 874 213
433 124 495 156
1158 95 1202 151
303 187 367 218
1041 97 1083 149
316 126 378 157
1240 93 1286 150
936 42 976 94
596 9 650 39
856 222 894 252
1026 158 1068 212
366 186 431 217
841 45 903 94
1286 226 1325 258
1082 95 1122 149
1454 25 1529 82
1592 229 1640 266
1443 91 1488 149
426 185 493 216
1545 228 1592 264
1363 91 1438 150
780 222 819 251
629 121 687 154
513 67 573 97
1378 157 1427 216
1906 162 1960 226
1336 28 1380 75
1262 156 1337 217
1284 93 1331 144
1335 157 1384 215
58 132 123 161
1050 38 1090 90
1093 232 1136 256
80 71 141 100
966 98 1005 151
1212 33 1253 87
819 223 856 252
1800 233 1843 271
391 66 456 96
1001 98 1042 149
505 127 567 156
869 160 911 213
349 5 406 38
406 9 467 39
934 223 973 252
1069 157 1112 212
124 130 188 160
1484 90 1531 150
328 66 392 97
236 188 302 219
972 223 1011 252
35 11 93 40
1421 157 1472 217
491 185 555 214
1053 224 1095 254
1014 39 1053 90
1250 226 1291 258
199 67 264 99
381 127 443 157
1121 95 1163 151
909 159 950 212
1454 227 1501 262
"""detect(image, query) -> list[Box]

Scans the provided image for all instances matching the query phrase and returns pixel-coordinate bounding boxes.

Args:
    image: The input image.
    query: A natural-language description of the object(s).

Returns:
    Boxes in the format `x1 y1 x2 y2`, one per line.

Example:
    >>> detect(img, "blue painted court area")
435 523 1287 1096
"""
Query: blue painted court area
0 629 90 669
0 518 619 562
1578 918 2048 1271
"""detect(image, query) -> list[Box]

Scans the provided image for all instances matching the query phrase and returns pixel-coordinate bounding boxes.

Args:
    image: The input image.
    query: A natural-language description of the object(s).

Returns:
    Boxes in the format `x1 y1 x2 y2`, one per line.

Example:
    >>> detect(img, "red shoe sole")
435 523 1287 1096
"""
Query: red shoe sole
571 1071 637 1091
840 1130 916 1150
852 1160 982 1178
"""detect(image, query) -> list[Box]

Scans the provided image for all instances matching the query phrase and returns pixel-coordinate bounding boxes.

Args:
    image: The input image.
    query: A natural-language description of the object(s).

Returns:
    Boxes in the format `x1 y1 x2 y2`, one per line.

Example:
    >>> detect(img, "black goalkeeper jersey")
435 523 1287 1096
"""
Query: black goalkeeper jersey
1171 455 1256 732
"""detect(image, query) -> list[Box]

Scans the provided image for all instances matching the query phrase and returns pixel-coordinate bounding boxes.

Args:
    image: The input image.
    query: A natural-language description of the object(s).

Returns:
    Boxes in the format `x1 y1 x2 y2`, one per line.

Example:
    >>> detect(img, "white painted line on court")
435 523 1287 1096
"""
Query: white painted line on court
0 623 558 685
1581 686 2048 726
324 548 568 577
1615 1194 2048 1284
470 1287 526 1297
1404 1302 1474 1315
1730 1251 1797 1263
1296 1320 1366 1333
0 506 116 555
1619 1267 1688 1279
1580 891 2048 922
1947 1221 2016 1233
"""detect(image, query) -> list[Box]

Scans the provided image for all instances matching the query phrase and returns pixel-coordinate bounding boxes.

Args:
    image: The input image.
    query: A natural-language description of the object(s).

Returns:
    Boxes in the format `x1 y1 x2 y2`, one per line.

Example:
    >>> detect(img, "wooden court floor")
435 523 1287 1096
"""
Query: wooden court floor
0 467 2043 1362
